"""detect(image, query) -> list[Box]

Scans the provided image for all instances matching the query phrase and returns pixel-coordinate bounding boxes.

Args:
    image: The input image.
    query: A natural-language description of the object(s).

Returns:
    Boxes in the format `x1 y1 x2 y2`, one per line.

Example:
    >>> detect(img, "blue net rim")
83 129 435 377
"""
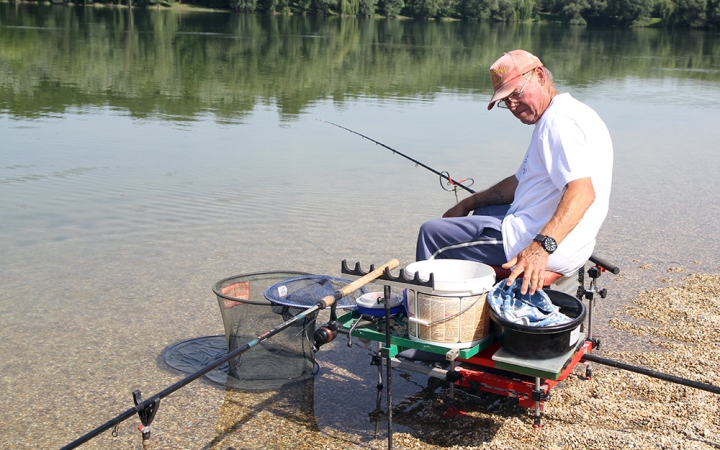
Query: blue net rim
263 275 364 310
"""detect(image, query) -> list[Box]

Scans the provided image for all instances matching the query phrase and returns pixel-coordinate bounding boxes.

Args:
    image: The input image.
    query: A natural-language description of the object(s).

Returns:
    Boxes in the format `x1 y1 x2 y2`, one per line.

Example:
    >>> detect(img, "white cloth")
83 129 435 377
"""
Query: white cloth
487 279 572 327
501 93 614 275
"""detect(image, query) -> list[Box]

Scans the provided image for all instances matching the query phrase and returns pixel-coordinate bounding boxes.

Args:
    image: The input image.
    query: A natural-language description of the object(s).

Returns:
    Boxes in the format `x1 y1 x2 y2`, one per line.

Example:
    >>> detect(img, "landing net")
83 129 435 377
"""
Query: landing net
163 271 365 390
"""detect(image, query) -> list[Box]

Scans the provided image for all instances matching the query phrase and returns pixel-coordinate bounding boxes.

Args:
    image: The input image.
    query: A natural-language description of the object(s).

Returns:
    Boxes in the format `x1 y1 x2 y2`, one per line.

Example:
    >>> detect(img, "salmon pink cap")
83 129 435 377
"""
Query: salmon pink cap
487 50 543 110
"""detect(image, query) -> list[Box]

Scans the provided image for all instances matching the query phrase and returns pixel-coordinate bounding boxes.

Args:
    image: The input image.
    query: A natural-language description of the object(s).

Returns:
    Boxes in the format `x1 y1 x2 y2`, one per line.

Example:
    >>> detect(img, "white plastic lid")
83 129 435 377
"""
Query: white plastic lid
356 292 403 309
404 259 496 294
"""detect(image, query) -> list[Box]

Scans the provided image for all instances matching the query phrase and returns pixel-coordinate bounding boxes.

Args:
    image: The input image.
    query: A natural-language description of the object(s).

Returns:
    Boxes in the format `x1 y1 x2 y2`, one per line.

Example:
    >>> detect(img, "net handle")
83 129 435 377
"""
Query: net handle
317 259 400 309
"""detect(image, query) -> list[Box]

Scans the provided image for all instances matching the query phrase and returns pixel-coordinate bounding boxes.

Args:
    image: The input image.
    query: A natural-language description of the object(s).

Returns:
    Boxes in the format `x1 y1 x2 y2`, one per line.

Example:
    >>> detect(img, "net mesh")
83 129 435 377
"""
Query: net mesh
163 272 367 390
211 271 320 389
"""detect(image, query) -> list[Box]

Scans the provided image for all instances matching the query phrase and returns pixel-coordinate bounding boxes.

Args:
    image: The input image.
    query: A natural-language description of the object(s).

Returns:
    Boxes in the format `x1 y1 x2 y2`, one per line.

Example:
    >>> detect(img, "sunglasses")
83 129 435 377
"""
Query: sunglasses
496 71 533 109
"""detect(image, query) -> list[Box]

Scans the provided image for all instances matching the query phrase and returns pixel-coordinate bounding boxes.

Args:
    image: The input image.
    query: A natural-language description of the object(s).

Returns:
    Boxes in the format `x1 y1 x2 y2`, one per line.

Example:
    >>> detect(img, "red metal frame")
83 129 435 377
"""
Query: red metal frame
454 341 593 409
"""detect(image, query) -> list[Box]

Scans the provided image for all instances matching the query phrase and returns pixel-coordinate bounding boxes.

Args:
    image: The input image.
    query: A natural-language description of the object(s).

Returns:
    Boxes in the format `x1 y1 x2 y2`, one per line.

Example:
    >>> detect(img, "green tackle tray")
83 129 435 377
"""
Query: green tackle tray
338 311 493 360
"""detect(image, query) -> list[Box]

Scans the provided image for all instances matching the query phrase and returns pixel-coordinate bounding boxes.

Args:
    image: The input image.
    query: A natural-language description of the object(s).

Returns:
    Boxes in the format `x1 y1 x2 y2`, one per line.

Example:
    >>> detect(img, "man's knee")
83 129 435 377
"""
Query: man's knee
416 218 447 261
420 217 442 230
417 218 444 239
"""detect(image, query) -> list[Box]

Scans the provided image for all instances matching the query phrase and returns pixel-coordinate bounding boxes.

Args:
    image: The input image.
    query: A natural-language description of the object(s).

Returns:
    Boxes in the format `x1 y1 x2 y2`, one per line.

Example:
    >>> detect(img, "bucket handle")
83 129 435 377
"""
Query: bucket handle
406 296 482 327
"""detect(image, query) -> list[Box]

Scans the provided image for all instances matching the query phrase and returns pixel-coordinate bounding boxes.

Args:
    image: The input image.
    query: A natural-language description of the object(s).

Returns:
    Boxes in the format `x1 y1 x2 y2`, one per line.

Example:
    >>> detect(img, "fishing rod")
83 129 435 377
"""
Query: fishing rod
323 120 476 195
61 259 400 450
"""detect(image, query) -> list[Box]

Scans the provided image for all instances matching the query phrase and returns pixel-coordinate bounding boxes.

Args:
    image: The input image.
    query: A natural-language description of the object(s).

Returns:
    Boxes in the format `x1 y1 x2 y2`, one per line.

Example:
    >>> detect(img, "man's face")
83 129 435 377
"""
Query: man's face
503 69 545 125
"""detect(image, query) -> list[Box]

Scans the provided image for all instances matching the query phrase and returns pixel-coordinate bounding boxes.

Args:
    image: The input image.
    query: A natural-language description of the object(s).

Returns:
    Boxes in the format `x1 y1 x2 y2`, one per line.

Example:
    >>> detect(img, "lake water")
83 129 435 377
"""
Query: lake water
1 4 720 448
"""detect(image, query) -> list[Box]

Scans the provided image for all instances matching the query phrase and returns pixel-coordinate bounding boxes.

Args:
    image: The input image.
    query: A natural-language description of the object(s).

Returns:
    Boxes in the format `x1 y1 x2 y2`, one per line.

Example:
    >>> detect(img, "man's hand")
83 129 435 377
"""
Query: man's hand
501 177 595 295
442 202 470 218
502 242 549 295
442 175 519 218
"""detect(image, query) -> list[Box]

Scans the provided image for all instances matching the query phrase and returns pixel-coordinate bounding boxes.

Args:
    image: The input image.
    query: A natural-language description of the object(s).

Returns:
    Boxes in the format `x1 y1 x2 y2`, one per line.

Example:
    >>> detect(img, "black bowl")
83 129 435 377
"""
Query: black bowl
489 289 586 358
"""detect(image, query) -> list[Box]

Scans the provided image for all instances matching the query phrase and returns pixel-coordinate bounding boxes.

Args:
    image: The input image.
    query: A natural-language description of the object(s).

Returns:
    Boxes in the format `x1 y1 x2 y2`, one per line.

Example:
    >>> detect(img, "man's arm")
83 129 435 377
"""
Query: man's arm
443 175 518 218
503 177 596 295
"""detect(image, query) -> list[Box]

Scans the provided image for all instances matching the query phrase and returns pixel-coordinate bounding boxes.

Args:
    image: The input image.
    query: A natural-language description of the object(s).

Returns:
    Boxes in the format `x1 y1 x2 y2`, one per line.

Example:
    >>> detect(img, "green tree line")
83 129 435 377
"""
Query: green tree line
16 0 720 27
2 4 720 121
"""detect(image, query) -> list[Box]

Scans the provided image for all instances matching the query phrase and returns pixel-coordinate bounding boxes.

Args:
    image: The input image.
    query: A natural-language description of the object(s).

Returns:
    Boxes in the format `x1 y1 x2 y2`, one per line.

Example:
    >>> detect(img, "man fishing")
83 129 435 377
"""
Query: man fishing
416 49 614 296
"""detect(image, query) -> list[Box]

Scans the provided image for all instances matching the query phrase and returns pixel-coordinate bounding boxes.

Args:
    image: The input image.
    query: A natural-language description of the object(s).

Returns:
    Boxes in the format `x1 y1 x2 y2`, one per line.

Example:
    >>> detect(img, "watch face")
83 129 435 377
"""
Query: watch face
545 237 557 252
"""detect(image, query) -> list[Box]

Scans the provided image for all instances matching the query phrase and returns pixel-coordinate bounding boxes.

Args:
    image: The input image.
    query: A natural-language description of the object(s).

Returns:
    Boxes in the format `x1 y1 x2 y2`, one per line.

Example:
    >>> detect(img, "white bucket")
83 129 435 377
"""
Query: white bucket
404 260 495 349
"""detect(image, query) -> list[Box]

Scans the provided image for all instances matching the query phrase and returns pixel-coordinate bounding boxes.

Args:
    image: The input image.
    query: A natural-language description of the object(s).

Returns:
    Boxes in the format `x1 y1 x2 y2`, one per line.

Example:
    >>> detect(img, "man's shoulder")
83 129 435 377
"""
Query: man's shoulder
541 93 606 132
548 93 593 117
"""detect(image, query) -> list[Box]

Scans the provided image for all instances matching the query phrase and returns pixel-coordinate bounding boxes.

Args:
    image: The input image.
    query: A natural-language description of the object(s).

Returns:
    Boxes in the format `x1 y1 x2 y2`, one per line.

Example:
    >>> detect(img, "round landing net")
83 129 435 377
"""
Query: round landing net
163 272 366 390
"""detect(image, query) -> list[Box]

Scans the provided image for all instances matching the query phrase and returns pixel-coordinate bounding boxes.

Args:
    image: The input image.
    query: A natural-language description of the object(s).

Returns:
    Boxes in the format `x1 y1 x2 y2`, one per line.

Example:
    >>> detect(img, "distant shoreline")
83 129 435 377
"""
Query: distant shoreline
0 0 699 29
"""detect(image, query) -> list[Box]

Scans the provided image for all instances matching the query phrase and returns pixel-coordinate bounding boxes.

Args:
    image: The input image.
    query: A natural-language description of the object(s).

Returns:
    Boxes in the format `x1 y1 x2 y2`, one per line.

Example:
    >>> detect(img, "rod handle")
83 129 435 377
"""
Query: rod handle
589 254 620 274
318 259 400 309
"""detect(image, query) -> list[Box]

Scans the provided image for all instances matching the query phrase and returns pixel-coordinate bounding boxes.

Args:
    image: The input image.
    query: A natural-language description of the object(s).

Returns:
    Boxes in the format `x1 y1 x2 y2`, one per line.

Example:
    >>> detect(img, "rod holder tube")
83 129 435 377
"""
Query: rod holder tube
582 353 720 395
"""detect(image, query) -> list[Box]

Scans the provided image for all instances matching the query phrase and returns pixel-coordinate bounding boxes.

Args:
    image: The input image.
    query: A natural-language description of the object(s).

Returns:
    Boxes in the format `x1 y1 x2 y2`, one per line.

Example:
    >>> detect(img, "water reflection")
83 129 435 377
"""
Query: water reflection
2 3 720 121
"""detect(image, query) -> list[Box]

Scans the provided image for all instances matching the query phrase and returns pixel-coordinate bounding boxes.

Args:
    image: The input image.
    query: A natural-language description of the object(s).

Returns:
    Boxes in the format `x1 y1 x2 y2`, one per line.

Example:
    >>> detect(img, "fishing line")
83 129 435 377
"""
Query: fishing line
322 120 476 200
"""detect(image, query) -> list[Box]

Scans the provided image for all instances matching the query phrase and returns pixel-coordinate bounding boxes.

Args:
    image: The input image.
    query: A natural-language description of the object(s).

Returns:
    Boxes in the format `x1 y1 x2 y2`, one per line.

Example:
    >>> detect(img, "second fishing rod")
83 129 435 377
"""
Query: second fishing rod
324 120 476 196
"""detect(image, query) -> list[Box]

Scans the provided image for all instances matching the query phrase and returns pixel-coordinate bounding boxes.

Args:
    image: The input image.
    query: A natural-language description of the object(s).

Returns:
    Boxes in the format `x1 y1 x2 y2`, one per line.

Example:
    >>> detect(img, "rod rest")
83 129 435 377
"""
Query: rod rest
341 260 435 290
589 253 621 274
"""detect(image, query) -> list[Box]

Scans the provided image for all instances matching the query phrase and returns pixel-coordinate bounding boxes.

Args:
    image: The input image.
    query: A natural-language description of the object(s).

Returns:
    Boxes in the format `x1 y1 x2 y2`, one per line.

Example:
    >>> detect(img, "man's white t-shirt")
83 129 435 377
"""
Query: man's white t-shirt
501 93 614 275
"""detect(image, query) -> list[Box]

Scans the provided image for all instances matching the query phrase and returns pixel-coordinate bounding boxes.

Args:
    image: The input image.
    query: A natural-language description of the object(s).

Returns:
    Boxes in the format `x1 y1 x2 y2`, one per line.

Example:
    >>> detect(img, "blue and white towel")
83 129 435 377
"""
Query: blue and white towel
487 279 572 327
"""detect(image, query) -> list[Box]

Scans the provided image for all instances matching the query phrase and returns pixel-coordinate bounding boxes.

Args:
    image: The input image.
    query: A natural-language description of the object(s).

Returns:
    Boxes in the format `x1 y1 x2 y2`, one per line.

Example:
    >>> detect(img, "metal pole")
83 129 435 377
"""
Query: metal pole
383 285 393 450
586 277 596 340
533 377 542 428
582 353 720 395
374 340 383 440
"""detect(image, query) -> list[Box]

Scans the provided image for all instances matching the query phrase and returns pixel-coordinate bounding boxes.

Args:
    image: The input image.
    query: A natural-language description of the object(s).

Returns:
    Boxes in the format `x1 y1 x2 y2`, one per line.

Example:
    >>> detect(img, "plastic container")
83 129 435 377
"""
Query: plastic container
355 292 404 317
405 259 497 296
404 260 496 349
489 289 586 358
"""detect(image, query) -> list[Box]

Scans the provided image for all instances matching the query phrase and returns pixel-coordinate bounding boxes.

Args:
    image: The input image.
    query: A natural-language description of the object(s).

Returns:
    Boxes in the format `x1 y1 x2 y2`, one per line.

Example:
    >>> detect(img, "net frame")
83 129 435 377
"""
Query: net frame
264 274 366 311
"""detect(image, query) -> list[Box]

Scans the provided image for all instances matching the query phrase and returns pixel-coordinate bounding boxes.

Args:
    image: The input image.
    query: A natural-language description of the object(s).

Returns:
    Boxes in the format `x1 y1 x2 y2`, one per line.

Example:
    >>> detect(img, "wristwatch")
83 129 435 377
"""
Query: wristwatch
534 234 557 254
